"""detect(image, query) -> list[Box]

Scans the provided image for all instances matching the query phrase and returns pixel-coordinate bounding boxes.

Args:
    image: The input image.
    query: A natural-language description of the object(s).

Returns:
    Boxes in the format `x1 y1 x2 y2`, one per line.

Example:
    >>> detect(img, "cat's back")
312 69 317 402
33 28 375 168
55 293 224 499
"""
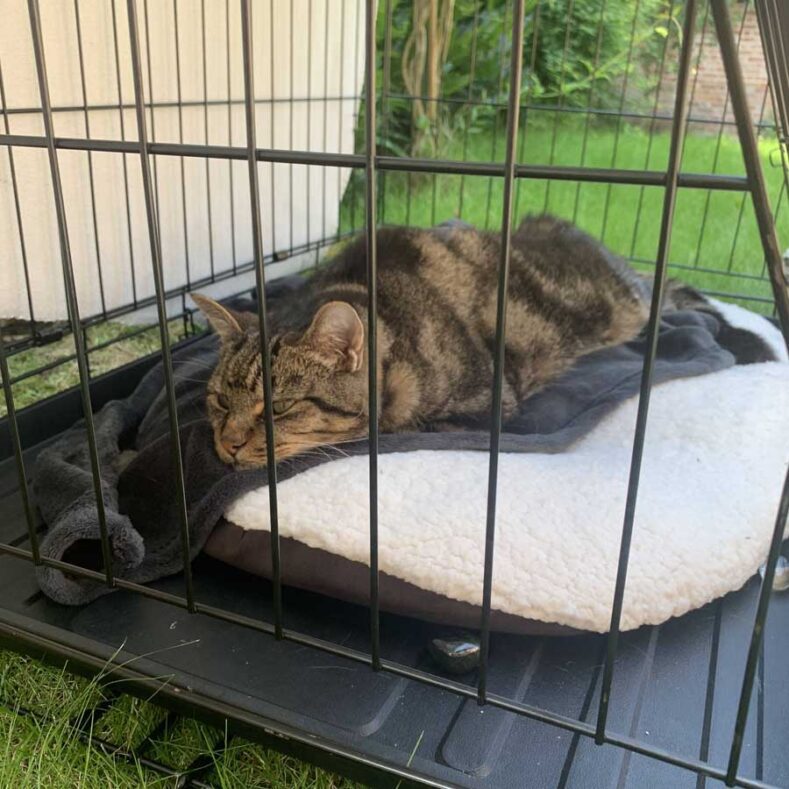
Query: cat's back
315 224 496 309
312 217 646 345
511 215 647 300
317 217 643 300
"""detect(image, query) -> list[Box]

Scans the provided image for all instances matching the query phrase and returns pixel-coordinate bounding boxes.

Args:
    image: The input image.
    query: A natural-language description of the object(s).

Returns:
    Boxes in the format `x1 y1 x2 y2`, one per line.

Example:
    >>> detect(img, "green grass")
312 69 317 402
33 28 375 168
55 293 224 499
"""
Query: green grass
0 649 362 788
0 318 198 417
341 115 787 310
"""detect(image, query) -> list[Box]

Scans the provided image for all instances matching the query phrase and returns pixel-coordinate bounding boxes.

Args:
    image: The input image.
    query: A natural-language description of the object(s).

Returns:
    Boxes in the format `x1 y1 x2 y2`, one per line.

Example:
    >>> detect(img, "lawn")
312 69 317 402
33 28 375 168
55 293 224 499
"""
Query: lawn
1 319 195 417
1 116 786 786
341 114 787 309
0 649 360 788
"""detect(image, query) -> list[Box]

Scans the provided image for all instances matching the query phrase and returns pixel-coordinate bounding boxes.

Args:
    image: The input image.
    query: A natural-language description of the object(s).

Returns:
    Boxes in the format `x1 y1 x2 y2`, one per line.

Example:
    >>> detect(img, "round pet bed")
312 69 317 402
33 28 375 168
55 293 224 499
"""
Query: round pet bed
217 302 789 633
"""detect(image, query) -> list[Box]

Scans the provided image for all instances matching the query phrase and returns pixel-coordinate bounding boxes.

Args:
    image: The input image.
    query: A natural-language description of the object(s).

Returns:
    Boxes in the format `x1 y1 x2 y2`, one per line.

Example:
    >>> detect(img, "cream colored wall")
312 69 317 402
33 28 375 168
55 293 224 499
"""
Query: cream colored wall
0 0 366 321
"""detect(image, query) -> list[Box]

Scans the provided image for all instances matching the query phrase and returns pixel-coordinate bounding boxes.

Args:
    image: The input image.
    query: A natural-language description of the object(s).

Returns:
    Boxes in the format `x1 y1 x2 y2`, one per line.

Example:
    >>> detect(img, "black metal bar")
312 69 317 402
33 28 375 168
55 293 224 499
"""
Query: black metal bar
726 466 789 785
756 173 788 287
726 84 772 275
288 0 295 251
239 0 283 638
697 601 723 789
0 544 191 607
379 0 394 225
711 0 789 350
26 0 115 587
686 0 712 134
2 254 771 380
321 0 330 242
6 701 183 781
201 0 216 280
336 0 348 241
755 0 789 143
125 0 195 611
0 94 364 118
693 1 751 269
2 85 781 132
599 0 644 243
595 0 698 744
351 0 363 234
0 132 755 190
477 0 526 705
456 0 482 219
142 0 161 220
5 261 771 391
484 0 512 229
629 0 678 259
226 0 238 274
571 0 609 224
268 0 277 254
711 0 789 781
82 326 92 380
364 0 380 672
627 255 772 285
172 0 193 290
543 0 576 213
404 169 412 226
430 155 438 227
0 59 38 339
72 0 108 319
1 232 349 364
306 0 313 247
109 0 139 309
0 336 39 563
513 0 544 222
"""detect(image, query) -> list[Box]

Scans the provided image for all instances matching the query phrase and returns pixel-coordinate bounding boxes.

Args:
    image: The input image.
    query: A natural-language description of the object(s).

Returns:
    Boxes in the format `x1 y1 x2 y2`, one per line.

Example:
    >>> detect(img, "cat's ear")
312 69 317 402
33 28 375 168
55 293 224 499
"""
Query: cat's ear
304 301 364 372
191 293 244 342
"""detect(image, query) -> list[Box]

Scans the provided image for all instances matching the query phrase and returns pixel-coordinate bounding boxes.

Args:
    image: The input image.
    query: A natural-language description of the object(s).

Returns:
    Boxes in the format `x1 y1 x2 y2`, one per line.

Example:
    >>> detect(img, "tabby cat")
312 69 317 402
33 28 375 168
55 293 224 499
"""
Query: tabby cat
192 215 692 468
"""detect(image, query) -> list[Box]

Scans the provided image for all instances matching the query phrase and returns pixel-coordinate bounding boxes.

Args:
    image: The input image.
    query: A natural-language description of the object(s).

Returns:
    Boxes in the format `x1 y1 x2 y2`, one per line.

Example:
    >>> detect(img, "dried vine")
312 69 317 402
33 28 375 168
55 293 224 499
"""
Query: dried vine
401 0 456 154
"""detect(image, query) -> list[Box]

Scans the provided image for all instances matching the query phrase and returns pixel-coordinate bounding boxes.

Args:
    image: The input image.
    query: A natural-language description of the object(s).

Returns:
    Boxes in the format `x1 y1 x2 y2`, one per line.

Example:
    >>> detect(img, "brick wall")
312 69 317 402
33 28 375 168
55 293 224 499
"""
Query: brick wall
655 3 772 127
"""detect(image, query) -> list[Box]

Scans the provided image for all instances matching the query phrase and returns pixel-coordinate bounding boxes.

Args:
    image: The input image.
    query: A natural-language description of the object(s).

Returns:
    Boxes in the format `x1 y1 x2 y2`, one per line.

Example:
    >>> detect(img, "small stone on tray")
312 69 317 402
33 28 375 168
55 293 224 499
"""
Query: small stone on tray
428 633 481 675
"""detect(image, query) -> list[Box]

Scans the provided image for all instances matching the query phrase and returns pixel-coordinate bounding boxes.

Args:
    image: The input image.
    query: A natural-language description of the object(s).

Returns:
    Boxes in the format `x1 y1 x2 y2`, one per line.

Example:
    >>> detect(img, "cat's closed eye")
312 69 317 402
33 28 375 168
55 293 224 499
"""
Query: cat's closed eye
211 392 229 411
272 400 296 416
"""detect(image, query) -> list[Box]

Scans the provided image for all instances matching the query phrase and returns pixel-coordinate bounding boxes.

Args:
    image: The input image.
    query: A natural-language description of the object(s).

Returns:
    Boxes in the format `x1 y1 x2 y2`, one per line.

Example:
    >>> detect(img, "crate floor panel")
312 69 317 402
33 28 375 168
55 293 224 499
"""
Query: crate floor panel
1 428 787 787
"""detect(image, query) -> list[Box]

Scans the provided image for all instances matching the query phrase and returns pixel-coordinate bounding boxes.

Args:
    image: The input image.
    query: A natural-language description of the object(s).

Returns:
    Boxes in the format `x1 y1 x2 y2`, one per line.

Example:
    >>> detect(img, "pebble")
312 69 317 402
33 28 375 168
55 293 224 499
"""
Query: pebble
428 632 481 675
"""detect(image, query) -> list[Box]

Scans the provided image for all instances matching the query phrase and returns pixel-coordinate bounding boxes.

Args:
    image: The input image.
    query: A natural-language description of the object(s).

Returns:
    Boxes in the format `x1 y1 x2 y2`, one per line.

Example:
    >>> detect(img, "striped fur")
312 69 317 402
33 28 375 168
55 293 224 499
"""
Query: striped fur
195 216 654 468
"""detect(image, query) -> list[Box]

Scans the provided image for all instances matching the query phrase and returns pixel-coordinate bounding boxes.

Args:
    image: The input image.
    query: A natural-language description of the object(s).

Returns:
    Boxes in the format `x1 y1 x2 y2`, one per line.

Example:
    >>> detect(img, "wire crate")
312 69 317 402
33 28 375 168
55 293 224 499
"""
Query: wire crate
1 1 788 786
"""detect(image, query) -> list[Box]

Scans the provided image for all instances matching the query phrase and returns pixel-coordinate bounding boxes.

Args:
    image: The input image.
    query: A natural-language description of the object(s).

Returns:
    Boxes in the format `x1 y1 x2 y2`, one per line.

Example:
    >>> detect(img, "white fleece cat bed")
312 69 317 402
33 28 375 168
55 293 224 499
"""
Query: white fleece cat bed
224 302 789 633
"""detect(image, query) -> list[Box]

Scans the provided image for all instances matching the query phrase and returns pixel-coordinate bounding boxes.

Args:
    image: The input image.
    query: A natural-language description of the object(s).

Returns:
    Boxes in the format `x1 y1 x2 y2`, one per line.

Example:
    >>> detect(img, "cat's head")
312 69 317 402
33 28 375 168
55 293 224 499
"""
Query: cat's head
192 293 369 468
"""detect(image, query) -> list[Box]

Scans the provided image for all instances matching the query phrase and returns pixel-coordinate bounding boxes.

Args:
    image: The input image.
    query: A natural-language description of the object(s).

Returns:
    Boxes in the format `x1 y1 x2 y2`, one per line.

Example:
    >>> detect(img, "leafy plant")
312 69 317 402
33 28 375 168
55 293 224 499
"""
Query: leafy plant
376 0 675 155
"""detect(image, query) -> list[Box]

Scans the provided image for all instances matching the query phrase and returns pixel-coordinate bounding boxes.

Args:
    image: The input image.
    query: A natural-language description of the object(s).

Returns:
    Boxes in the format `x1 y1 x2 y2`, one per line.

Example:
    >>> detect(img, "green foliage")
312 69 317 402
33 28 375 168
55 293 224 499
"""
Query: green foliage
377 0 674 154
529 0 670 104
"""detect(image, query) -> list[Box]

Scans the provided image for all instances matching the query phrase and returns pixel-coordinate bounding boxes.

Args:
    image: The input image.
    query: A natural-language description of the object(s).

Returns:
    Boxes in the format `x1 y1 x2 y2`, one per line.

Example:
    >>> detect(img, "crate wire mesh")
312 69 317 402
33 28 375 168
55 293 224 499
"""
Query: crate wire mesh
0 0 788 786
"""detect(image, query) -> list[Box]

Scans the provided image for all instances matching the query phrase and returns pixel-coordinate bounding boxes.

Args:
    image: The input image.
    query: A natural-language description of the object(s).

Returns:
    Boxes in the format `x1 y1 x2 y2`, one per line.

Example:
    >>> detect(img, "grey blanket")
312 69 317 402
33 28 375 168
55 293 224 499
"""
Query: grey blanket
33 277 770 606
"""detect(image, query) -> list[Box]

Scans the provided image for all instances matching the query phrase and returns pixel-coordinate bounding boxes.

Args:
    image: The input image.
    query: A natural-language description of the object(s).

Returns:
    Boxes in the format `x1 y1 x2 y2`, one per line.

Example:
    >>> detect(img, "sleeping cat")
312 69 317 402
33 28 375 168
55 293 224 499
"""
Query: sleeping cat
192 215 699 468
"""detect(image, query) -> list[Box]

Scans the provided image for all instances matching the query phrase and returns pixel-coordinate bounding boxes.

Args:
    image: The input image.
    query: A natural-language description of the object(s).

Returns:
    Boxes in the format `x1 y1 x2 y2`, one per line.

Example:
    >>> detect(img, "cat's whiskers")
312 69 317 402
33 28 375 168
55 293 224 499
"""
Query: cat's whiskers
173 359 217 371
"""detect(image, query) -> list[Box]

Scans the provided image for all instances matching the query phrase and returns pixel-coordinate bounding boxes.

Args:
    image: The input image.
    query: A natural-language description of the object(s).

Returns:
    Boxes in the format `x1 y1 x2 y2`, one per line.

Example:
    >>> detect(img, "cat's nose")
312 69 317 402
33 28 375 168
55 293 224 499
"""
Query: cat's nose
220 426 252 456
221 438 246 456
